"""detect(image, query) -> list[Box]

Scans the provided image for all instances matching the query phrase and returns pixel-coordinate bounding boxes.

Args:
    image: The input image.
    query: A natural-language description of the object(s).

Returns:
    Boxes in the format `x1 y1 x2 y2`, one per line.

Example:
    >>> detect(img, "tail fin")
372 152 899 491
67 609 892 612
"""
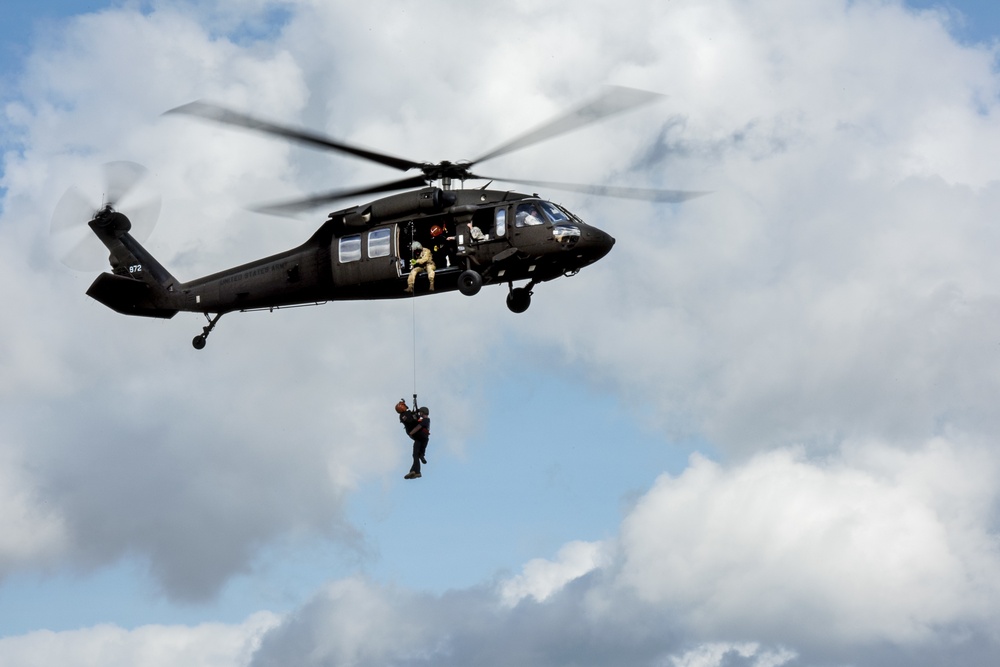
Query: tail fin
85 207 179 319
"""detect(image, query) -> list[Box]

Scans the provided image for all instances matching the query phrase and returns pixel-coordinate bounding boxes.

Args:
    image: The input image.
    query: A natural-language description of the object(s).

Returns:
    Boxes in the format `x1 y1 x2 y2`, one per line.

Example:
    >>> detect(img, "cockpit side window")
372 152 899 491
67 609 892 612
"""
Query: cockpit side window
515 202 546 227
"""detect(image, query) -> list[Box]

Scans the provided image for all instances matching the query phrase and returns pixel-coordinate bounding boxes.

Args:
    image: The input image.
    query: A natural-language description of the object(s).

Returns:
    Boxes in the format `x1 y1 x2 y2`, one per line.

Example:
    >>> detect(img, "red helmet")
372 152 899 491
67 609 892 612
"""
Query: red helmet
430 224 444 237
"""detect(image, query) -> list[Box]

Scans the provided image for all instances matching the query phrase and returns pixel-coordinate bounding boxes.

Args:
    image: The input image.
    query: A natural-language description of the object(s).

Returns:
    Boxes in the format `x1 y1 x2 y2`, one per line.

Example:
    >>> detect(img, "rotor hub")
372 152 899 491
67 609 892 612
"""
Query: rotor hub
421 160 476 184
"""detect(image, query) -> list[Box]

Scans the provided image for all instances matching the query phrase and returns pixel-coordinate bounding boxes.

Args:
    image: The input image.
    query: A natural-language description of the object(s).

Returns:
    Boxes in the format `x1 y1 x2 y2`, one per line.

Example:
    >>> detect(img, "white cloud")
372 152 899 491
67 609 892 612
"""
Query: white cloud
2 0 1000 665
0 2 388 599
614 438 1000 646
499 539 611 606
238 440 1000 666
0 445 67 569
0 612 279 667
663 642 797 667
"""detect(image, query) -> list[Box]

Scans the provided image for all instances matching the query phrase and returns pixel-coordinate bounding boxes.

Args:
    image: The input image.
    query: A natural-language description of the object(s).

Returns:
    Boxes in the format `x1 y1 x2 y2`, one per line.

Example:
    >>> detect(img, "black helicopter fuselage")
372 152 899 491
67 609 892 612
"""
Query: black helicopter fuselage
72 88 712 349
85 187 614 346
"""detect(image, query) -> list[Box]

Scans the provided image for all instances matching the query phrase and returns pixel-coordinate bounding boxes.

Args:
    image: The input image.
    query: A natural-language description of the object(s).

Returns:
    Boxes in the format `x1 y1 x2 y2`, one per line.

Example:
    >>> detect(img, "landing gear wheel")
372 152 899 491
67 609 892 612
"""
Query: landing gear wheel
192 312 223 350
506 287 532 313
458 269 482 296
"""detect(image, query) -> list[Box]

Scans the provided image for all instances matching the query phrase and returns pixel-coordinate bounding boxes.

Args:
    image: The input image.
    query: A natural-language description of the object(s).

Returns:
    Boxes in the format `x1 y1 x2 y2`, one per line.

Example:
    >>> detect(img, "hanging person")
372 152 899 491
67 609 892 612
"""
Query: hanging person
401 404 430 480
395 398 427 478
396 399 417 445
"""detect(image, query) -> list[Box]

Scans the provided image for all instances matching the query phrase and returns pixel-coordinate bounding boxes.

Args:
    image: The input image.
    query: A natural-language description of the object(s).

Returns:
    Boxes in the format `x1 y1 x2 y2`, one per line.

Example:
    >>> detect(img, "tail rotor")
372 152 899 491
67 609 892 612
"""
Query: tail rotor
49 161 162 271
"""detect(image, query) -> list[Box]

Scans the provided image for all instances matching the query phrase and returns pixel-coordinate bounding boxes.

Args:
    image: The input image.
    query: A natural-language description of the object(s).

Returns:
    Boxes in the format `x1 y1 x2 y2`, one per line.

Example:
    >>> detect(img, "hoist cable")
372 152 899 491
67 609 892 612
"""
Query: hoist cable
412 291 418 404
409 222 419 407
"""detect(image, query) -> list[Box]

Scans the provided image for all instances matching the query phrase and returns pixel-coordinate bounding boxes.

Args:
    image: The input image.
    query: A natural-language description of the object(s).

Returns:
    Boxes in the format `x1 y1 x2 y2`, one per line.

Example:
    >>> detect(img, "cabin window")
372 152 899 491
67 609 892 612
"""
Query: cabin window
368 228 391 258
495 208 507 236
339 235 361 263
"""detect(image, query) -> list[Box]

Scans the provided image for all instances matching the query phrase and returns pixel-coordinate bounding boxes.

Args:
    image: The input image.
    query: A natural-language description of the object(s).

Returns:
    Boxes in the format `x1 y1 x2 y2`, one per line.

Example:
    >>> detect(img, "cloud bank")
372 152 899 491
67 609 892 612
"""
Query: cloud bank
2 0 999 665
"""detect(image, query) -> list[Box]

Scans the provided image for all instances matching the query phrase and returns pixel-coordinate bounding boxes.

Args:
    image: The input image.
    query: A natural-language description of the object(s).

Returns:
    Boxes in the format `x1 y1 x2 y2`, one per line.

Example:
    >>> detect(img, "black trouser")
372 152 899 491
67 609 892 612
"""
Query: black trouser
410 438 428 474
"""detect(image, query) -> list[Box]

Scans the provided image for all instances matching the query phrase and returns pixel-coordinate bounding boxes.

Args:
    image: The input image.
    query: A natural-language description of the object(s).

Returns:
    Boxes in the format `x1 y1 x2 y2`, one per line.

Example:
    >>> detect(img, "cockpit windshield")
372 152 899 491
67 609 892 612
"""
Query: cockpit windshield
538 201 569 223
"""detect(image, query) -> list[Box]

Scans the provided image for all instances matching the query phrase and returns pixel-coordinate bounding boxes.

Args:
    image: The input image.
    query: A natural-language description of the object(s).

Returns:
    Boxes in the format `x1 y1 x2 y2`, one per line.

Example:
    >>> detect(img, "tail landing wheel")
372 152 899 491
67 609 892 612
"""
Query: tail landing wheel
193 313 223 350
506 283 533 313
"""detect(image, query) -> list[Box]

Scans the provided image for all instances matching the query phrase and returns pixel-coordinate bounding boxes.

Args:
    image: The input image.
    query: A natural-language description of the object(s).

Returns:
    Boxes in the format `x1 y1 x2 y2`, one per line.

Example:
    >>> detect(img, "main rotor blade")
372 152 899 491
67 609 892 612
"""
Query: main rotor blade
165 101 423 172
470 86 665 166
479 175 711 203
251 175 430 216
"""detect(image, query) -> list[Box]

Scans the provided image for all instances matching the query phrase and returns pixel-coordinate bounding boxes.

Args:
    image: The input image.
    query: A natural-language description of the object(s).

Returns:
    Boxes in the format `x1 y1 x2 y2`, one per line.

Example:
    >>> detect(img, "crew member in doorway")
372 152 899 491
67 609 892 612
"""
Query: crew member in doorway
448 220 487 245
430 224 454 267
405 241 435 293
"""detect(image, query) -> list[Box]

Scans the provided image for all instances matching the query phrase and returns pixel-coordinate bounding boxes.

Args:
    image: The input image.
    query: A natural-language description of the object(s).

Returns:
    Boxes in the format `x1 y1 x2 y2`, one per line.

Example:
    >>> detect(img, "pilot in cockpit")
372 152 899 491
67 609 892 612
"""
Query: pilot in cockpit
515 202 545 227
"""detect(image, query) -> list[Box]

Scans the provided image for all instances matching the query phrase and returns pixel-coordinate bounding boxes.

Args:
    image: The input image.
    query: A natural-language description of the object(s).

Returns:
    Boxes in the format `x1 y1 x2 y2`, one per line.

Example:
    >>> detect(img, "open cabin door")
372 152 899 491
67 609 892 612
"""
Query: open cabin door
455 205 509 257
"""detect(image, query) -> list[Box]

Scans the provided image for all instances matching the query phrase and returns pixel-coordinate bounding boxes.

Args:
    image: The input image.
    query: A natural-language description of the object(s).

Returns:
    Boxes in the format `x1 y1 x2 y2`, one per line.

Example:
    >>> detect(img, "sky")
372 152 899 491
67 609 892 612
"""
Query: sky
2 1 1000 666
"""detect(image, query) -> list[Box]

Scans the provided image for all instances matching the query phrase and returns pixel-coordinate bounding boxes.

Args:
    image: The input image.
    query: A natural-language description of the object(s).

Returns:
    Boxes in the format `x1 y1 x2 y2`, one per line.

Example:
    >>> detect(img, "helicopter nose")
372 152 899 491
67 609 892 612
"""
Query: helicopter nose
588 227 615 260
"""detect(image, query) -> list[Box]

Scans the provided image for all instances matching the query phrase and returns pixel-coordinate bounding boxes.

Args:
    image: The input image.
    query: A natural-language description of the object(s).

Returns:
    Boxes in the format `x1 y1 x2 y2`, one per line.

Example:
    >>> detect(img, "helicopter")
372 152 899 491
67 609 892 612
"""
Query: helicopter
63 86 705 349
